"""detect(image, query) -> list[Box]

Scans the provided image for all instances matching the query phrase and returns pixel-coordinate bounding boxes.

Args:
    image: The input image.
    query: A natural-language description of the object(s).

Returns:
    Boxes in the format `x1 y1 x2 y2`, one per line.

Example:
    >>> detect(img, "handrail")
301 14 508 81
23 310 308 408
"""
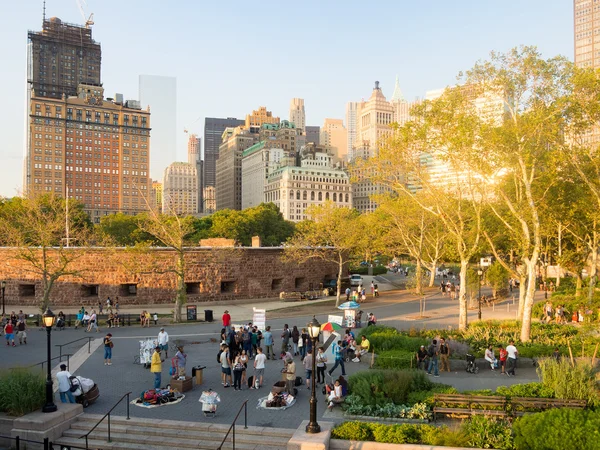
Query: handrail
56 336 94 359
78 391 131 449
22 354 71 372
217 399 248 450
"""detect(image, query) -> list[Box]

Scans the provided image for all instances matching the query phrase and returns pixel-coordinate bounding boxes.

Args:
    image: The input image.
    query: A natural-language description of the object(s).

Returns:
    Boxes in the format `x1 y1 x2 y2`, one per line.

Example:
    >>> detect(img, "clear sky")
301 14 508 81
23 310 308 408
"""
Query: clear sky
0 0 573 197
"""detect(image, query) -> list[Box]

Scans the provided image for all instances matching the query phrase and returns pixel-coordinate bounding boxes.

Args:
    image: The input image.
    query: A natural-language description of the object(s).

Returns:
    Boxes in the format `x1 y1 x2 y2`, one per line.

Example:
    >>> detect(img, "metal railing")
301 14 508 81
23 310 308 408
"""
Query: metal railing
56 336 94 359
0 434 88 450
217 399 248 450
78 391 131 449
23 354 72 372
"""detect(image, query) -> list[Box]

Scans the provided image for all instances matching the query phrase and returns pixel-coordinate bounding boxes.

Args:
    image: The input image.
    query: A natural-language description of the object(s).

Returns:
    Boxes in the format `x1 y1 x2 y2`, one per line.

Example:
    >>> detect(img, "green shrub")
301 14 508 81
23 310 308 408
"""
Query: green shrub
513 409 600 450
537 358 599 407
462 389 494 396
372 423 423 444
461 415 514 450
348 369 432 406
495 382 555 399
406 383 458 407
331 421 374 441
374 349 416 369
0 369 45 416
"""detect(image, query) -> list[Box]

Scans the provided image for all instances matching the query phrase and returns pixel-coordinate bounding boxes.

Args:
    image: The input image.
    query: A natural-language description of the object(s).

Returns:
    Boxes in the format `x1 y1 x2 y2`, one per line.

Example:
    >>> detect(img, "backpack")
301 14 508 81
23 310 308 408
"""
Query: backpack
217 349 223 363
295 376 303 387
427 345 435 358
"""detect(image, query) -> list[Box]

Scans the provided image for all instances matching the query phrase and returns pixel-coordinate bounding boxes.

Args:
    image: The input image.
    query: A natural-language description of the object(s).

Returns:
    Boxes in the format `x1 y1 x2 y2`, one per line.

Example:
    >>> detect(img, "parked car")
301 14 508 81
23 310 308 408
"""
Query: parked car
323 278 352 296
350 274 363 287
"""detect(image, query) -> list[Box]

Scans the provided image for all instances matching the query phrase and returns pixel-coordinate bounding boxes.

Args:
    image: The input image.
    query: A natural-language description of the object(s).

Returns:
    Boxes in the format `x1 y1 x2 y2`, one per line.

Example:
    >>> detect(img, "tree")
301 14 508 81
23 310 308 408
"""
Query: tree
285 202 363 306
96 212 153 246
0 194 90 312
486 261 510 298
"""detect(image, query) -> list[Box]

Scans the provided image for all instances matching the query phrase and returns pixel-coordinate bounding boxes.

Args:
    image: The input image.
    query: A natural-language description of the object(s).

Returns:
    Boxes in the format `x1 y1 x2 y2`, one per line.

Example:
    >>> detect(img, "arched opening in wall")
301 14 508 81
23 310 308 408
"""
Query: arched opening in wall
271 278 283 291
120 283 137 296
19 284 35 298
82 285 99 297
221 280 236 293
186 282 200 295
295 277 305 289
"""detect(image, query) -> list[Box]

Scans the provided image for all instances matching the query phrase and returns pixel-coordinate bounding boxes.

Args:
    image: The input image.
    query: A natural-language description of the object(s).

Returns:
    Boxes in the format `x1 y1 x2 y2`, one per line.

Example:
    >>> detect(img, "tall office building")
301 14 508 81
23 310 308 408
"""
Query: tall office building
289 98 305 130
151 180 163 213
187 133 203 213
305 126 320 145
139 75 177 181
26 84 152 221
245 106 280 129
321 118 348 162
162 162 198 215
574 1 599 68
203 117 244 187
345 102 358 161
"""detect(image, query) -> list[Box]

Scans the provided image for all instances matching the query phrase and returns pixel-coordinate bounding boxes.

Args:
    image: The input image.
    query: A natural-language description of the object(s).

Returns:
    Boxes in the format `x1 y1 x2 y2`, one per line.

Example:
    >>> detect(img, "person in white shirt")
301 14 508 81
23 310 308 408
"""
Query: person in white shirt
82 312 91 328
253 346 267 388
86 310 99 333
157 327 169 358
56 364 76 403
484 345 497 370
506 340 518 376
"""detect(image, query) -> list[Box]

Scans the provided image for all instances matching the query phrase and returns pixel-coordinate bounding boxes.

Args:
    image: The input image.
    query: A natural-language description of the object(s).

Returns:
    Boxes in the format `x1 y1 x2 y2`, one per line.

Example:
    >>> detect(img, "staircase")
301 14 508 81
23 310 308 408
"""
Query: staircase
54 414 295 450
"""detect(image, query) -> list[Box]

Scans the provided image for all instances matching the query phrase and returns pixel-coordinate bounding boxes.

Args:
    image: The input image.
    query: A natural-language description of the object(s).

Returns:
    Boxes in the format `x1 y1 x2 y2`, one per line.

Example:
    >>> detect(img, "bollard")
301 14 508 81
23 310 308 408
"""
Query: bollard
507 302 510 312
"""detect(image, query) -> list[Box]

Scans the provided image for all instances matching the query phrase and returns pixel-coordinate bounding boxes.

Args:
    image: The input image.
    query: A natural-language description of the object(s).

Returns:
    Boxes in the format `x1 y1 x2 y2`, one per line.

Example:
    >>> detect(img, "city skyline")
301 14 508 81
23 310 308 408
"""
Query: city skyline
0 1 573 197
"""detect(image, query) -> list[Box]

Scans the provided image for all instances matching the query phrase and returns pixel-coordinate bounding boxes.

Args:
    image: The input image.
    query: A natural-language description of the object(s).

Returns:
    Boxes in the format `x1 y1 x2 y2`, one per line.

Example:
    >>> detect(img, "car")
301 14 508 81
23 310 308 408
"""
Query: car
350 274 363 287
323 278 351 296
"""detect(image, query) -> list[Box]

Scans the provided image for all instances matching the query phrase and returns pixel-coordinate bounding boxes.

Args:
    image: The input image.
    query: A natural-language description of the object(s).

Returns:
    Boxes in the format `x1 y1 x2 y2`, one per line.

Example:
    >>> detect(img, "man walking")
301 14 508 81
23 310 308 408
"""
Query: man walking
253 346 266 388
220 344 232 388
281 324 290 357
262 326 274 360
151 346 163 389
4 321 15 347
506 340 518 376
222 310 231 335
427 339 439 377
439 338 451 372
16 320 27 345
56 364 76 403
157 327 169 358
303 349 313 390
328 340 346 376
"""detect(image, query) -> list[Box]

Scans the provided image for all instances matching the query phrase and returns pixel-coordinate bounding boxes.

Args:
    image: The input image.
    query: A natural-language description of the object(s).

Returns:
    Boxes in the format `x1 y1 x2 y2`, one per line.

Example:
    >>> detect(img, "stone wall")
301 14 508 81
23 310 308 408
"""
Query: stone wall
0 247 340 307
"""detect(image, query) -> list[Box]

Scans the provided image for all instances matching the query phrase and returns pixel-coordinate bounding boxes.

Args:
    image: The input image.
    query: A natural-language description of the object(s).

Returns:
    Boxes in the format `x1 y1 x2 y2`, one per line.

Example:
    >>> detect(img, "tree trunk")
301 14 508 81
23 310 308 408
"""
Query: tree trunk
587 230 598 304
414 259 423 295
576 274 583 298
174 252 186 323
336 253 343 307
520 260 538 342
517 270 527 322
556 224 562 287
458 260 468 330
428 263 437 287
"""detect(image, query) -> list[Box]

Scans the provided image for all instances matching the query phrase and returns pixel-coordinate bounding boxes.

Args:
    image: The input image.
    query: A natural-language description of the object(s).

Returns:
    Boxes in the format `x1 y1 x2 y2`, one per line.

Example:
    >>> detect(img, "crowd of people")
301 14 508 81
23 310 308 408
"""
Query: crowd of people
1 310 27 346
542 300 589 324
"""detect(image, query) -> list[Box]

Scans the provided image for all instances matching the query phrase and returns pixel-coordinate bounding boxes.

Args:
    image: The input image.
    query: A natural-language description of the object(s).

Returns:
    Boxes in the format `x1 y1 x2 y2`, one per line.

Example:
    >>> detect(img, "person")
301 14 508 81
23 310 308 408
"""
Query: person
439 338 451 372
74 310 83 330
251 327 259 357
374 283 379 297
242 328 252 360
101 332 113 365
157 327 169 358
416 345 428 370
328 340 346 376
144 311 151 328
291 326 300 356
232 355 245 391
484 344 497 370
427 339 439 377
222 310 231 335
106 297 112 309
227 326 236 347
281 324 291 356
498 345 508 374
352 335 370 363
370 281 375 297
107 312 114 329
56 311 66 330
56 364 76 404
345 287 351 301
139 311 146 327
285 356 296 394
240 350 249 385
16 320 27 345
303 349 313 390
115 298 120 313
175 346 187 377
316 347 327 384
220 344 232 388
98 301 103 314
82 311 90 328
113 312 120 328
151 346 163 389
327 379 344 410
300 328 309 360
544 301 553 323
367 313 377 326
552 348 561 361
506 340 518 376
4 321 15 347
262 326 274 360
253 346 266 388
86 310 99 333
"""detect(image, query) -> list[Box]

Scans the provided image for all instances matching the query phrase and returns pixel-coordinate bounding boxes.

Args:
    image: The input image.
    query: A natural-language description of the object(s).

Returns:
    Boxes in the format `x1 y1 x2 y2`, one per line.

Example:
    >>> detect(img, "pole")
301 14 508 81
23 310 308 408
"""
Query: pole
42 326 57 412
305 336 321 434
1 285 4 316
478 274 482 320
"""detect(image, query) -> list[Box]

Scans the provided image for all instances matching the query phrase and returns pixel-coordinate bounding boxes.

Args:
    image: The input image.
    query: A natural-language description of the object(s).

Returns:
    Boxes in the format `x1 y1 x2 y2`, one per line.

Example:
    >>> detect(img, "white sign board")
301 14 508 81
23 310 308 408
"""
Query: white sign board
480 257 493 267
253 308 266 331
328 315 344 326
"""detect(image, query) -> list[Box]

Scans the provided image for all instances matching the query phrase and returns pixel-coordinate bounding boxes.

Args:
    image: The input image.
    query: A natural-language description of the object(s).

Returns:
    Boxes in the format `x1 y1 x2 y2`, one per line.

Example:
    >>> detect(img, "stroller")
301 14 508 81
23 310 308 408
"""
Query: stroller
465 354 479 374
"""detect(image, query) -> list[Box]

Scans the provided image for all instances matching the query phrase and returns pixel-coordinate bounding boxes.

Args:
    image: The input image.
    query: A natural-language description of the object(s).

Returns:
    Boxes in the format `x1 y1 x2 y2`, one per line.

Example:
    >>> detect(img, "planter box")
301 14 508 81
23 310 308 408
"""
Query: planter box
170 377 193 393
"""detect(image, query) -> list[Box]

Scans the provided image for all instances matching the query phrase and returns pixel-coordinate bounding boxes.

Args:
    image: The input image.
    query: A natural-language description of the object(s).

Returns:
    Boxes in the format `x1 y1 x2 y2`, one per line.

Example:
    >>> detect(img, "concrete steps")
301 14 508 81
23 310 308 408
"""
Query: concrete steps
54 414 294 450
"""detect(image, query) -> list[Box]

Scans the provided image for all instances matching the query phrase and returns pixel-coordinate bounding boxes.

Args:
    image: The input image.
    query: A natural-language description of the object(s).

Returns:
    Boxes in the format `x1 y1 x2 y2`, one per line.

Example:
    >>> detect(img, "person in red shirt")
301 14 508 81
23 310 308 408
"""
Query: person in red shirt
498 345 508 375
222 310 231 335
4 322 15 347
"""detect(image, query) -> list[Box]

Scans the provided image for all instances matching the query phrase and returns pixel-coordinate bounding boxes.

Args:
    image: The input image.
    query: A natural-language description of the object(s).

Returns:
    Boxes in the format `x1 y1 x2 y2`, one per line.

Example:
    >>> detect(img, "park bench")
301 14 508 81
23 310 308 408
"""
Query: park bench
511 397 586 416
280 291 304 301
433 394 508 421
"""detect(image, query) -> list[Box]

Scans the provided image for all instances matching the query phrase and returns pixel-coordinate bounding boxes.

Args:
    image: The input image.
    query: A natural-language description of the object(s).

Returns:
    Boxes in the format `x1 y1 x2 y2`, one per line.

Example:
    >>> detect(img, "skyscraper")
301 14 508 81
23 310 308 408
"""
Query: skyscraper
203 117 244 188
574 0 598 68
289 98 305 130
139 75 177 181
320 119 348 162
345 102 358 161
162 162 198 216
245 106 280 129
187 133 203 213
305 126 320 145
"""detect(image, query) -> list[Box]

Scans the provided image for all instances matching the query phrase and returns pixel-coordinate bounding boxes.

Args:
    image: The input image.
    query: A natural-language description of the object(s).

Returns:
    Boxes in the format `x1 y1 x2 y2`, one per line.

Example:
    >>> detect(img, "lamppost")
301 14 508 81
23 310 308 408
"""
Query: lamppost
1 281 5 316
42 309 57 413
477 268 483 320
306 316 321 434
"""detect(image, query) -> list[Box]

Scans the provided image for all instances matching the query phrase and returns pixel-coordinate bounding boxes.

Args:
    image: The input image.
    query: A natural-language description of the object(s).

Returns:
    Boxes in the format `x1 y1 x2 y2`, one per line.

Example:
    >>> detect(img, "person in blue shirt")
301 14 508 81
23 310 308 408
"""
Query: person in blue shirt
262 326 274 360
328 340 346 376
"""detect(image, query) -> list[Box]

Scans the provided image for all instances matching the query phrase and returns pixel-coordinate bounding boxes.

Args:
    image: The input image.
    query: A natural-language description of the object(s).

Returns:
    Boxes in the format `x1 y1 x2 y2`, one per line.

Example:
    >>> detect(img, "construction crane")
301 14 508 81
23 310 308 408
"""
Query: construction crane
183 115 203 136
76 0 94 28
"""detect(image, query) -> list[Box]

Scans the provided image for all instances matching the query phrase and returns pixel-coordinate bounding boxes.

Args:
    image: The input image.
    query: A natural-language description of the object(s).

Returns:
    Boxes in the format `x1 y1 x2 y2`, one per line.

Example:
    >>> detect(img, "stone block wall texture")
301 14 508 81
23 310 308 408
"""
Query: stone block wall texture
0 247 340 307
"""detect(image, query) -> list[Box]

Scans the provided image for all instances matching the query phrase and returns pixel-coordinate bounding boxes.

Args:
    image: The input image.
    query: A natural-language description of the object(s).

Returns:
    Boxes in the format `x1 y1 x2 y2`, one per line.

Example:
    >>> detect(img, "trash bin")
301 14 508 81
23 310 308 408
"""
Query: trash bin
192 365 206 385
186 305 197 321
204 309 213 322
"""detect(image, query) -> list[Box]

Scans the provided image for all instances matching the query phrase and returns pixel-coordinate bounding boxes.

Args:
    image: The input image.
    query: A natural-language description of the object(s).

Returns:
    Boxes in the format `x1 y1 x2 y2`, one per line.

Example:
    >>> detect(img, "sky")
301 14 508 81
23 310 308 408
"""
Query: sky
0 0 574 197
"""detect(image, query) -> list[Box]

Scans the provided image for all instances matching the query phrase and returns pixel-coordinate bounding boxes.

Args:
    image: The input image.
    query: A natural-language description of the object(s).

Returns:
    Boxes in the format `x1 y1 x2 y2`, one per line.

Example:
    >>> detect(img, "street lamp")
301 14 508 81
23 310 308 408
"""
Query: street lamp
477 268 483 320
42 309 57 413
306 316 321 434
1 281 5 316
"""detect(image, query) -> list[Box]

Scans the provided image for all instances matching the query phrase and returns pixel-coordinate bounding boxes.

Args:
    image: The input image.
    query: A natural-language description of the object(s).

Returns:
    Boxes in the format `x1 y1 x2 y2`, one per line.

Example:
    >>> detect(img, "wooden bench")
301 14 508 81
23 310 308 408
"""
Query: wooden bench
433 394 508 421
511 397 586 416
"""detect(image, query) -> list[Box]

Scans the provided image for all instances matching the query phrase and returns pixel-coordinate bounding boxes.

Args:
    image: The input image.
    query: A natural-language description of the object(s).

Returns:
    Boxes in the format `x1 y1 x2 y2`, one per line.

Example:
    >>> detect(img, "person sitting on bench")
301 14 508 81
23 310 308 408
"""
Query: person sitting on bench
352 335 370 362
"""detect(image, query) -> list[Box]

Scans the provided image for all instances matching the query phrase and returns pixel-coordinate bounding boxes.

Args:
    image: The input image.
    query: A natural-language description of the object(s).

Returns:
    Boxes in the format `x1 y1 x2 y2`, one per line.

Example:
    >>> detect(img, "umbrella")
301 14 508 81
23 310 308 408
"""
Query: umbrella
320 322 343 332
338 301 360 310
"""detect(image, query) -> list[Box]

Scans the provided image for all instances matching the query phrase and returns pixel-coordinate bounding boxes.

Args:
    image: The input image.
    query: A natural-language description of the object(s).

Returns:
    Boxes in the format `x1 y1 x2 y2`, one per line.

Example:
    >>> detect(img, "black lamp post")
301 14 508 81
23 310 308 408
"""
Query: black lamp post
42 309 57 413
477 268 483 320
306 316 321 434
1 281 5 316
